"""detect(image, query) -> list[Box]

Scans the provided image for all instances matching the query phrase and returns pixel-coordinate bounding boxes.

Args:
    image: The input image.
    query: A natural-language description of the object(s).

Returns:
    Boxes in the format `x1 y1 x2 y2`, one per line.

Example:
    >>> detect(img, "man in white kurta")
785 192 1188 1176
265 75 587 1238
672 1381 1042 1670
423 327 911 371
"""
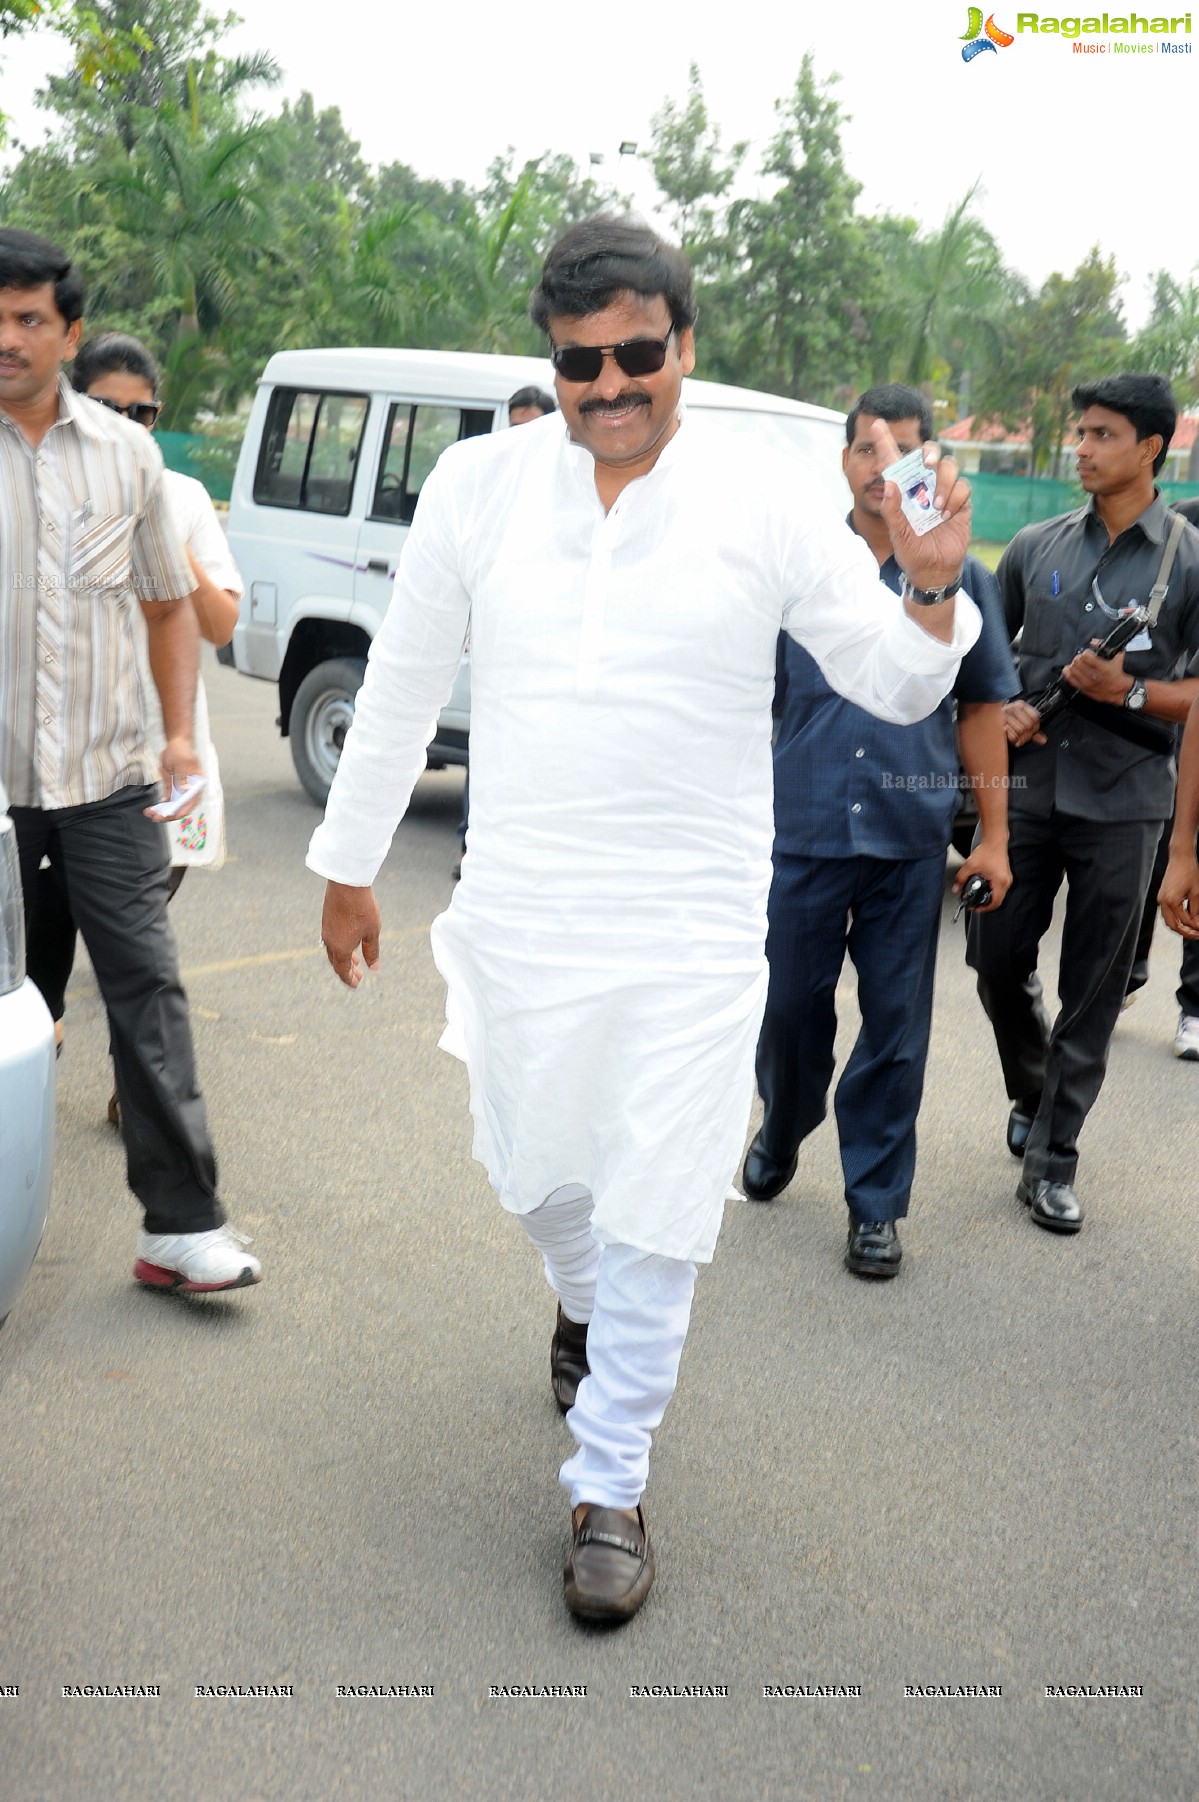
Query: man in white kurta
309 218 980 1623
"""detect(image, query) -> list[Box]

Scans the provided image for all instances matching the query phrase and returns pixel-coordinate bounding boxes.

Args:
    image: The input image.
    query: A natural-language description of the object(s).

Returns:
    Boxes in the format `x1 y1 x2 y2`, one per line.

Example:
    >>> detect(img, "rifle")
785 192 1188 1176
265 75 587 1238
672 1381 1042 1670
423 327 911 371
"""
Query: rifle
1023 606 1150 728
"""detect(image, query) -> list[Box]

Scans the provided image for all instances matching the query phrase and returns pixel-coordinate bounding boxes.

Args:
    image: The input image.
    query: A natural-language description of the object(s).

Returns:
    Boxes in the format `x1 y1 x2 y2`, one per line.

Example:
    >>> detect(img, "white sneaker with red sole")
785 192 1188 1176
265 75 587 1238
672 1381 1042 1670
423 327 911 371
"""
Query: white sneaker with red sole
135 1226 261 1293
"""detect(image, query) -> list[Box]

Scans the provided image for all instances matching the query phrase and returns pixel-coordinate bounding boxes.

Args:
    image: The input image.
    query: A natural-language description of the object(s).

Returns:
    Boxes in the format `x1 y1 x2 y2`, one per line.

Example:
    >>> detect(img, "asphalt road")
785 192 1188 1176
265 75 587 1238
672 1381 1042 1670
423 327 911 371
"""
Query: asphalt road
1 649 1195 1802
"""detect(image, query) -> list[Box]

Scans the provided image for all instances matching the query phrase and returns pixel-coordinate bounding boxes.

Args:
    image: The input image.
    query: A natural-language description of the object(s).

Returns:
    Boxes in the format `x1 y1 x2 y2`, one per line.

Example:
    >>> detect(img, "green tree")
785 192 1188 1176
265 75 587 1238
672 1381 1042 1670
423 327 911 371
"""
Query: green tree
649 63 745 270
39 0 278 152
972 249 1126 474
99 84 281 423
0 0 154 145
431 167 547 354
863 185 1011 390
720 57 876 404
1131 270 1199 412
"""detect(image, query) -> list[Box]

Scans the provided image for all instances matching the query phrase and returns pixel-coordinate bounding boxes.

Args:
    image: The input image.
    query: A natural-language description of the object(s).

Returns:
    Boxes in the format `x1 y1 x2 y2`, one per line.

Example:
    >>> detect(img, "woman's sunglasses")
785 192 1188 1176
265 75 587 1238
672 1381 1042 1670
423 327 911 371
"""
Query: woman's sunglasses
91 395 162 428
549 327 674 385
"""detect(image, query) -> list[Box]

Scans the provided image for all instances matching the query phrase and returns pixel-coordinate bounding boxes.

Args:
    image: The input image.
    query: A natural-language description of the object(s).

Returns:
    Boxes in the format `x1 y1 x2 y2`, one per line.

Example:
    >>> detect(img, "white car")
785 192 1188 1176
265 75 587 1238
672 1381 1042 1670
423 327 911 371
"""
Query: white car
225 347 848 805
0 785 55 1329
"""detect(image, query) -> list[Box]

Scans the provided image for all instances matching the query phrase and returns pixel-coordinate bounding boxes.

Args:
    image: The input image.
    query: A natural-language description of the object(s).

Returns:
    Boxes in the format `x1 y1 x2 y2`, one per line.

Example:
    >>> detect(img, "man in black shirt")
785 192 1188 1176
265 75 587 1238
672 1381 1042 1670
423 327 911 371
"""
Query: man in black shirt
967 374 1199 1233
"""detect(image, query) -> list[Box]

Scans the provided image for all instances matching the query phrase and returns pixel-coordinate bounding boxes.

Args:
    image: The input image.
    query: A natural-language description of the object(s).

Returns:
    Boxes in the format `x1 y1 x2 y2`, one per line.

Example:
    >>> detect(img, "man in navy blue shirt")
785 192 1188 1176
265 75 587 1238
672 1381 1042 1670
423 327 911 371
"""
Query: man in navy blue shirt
742 385 1018 1277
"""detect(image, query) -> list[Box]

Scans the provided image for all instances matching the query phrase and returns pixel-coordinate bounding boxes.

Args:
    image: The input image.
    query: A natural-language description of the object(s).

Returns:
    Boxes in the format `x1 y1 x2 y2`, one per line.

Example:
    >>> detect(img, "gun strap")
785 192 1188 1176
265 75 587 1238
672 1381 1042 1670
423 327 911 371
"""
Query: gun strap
1147 511 1187 625
1070 693 1175 754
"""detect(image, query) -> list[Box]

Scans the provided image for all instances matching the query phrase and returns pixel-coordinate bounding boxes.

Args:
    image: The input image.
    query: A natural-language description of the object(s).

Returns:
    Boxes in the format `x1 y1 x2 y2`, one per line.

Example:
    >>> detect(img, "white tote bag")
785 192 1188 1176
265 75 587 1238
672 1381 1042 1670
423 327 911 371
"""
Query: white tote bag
167 679 227 871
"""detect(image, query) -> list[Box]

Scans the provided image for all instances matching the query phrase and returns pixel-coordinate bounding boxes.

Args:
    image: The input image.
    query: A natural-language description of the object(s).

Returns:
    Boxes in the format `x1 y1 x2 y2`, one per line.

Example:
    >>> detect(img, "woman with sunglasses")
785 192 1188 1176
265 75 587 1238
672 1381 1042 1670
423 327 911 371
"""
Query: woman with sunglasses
34 333 243 1107
73 332 241 646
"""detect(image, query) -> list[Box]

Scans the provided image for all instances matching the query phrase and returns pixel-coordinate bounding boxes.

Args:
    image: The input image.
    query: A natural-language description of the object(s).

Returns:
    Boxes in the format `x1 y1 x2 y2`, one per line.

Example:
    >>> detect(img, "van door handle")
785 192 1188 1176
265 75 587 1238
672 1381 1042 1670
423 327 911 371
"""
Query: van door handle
366 558 391 575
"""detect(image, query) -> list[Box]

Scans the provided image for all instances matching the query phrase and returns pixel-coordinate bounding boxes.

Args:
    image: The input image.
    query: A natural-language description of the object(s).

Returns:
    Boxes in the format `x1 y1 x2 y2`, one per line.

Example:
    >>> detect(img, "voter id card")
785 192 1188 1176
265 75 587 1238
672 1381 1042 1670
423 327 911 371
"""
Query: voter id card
884 448 944 537
145 774 207 823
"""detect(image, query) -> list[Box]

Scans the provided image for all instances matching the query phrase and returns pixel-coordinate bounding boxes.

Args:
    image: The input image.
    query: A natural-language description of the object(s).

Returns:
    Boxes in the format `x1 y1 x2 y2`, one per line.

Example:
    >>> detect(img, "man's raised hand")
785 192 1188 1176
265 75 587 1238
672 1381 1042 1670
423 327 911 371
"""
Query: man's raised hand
873 418 972 592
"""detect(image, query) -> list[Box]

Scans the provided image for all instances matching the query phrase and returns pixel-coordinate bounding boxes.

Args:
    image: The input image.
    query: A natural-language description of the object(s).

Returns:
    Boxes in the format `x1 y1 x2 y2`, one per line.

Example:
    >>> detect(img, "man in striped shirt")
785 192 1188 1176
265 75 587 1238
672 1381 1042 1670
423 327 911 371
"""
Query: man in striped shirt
0 228 260 1295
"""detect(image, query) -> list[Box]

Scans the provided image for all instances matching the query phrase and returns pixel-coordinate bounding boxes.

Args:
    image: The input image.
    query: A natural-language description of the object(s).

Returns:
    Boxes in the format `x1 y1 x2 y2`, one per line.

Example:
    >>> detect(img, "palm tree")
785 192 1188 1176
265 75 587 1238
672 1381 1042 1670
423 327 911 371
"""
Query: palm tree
102 73 277 423
888 185 1011 390
434 167 547 355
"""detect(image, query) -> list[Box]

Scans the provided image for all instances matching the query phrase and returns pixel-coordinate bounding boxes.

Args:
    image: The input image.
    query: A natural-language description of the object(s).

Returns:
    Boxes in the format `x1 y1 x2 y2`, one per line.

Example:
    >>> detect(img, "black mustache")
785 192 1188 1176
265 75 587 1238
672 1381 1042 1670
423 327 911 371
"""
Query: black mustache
579 393 650 416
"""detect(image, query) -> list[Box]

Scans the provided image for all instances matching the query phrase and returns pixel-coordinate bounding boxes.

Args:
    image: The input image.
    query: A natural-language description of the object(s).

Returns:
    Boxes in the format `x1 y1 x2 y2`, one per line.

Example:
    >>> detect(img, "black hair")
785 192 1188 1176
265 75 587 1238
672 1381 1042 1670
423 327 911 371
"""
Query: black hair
71 331 161 399
507 385 555 415
1071 373 1176 477
529 214 697 337
0 227 85 326
845 383 932 446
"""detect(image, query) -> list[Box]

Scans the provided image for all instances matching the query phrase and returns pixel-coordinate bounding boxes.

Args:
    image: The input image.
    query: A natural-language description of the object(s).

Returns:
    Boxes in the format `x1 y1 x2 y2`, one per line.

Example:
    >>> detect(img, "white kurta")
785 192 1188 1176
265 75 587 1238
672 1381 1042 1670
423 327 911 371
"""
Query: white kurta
307 410 979 1262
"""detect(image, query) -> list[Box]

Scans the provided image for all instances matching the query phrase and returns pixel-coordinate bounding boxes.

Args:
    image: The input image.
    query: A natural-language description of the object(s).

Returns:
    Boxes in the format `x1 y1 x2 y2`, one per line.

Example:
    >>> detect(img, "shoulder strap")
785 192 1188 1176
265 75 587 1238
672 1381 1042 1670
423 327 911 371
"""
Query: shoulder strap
1147 511 1188 625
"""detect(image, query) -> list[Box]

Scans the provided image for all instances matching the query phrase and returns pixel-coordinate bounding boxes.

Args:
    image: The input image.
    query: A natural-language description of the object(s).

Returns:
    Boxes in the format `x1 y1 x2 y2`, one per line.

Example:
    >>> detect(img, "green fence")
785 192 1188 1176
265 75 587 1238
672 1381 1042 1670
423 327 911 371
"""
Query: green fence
156 430 235 502
154 438 1199 531
970 471 1199 545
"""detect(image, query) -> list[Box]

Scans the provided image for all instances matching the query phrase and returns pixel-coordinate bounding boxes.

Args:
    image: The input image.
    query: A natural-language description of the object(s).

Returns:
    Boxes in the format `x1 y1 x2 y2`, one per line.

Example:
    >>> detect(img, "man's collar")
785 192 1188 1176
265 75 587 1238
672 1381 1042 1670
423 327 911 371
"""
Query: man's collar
1081 487 1168 543
55 374 106 438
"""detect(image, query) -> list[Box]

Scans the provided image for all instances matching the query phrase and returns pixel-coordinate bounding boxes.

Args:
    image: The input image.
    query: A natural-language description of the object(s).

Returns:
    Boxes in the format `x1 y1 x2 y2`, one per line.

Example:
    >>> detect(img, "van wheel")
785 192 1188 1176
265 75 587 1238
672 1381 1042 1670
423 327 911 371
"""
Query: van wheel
289 657 367 806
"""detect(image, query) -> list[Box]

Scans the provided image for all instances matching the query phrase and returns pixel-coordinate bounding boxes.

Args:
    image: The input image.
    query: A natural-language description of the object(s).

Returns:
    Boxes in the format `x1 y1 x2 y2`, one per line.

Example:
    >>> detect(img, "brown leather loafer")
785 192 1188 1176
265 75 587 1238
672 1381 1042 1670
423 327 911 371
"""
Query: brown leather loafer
550 1305 589 1413
564 1504 654 1623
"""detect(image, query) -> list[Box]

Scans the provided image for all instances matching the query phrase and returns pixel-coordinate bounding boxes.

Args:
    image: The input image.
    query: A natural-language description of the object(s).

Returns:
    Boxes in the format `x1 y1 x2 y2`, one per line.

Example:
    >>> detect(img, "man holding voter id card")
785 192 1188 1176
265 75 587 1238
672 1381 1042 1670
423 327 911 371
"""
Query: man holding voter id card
744 385 1016 1278
311 215 983 1623
967 373 1199 1235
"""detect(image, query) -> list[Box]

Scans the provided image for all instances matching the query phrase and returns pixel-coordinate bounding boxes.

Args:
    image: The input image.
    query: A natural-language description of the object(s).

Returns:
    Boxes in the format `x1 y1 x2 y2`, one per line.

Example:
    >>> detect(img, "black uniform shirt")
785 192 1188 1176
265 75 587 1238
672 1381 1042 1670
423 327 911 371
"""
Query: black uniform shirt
998 492 1199 822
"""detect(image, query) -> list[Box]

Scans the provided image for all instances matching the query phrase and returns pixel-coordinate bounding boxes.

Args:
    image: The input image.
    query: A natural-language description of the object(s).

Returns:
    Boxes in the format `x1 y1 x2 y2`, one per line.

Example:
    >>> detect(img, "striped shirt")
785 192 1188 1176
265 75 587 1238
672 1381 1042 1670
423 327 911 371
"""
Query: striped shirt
0 376 194 808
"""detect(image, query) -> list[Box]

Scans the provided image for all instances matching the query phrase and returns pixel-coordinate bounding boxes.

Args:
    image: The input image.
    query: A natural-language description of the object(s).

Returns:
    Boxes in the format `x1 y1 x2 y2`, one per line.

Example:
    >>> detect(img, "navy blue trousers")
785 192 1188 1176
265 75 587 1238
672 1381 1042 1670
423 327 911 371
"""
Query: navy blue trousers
755 851 946 1222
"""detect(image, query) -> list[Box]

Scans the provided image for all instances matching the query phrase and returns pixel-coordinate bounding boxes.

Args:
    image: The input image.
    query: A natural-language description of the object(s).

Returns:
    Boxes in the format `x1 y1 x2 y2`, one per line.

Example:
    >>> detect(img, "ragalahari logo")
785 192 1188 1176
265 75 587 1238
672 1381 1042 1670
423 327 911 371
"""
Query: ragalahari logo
961 8 1016 57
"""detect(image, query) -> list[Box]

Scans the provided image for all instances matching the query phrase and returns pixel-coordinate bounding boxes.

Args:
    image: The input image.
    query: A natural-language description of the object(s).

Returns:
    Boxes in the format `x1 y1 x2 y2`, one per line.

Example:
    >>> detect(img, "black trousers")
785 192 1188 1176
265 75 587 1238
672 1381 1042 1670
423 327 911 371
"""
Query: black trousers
12 785 223 1235
1126 815 1199 1015
966 809 1160 1187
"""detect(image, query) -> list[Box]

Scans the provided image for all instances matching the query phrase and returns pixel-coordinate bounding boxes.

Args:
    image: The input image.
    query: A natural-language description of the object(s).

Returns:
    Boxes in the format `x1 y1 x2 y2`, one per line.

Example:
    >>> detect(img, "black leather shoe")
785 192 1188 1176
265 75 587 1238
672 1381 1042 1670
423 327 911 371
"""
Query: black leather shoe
845 1217 902 1277
742 1134 798 1202
1017 1176 1083 1234
1006 1107 1035 1159
550 1305 589 1413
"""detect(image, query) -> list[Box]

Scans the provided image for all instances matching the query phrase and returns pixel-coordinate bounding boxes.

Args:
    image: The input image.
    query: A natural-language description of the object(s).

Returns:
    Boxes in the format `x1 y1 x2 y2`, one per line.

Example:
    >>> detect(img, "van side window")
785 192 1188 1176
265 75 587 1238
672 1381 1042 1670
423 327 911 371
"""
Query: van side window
253 387 369 515
370 404 494 524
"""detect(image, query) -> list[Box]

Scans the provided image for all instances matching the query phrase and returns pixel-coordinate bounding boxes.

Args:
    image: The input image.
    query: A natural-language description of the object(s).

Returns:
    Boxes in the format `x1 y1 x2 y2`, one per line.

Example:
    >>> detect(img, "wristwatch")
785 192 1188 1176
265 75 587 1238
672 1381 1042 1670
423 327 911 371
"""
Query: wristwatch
900 574 963 607
1123 678 1148 712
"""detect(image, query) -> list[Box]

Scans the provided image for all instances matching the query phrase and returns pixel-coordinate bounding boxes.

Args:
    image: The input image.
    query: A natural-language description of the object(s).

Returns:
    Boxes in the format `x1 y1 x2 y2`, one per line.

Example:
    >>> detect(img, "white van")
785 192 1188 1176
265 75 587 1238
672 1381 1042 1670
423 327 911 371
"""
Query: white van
225 347 847 804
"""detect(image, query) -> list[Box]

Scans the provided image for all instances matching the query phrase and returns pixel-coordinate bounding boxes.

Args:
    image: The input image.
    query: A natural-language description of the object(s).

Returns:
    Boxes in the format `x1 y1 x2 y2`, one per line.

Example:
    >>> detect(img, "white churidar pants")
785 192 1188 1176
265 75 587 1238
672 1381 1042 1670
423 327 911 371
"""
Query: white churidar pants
518 1185 698 1511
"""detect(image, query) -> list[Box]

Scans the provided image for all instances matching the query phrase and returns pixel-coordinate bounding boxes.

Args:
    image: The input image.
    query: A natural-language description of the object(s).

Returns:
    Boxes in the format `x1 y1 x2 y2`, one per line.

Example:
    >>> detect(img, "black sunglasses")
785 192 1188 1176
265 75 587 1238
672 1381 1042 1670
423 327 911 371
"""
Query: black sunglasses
91 395 162 428
549 326 674 385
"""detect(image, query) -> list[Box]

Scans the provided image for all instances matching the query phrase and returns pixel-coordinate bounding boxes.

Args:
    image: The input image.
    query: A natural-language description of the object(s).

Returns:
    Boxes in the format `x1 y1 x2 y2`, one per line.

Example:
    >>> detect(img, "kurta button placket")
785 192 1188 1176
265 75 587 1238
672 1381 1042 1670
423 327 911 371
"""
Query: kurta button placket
577 504 621 698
